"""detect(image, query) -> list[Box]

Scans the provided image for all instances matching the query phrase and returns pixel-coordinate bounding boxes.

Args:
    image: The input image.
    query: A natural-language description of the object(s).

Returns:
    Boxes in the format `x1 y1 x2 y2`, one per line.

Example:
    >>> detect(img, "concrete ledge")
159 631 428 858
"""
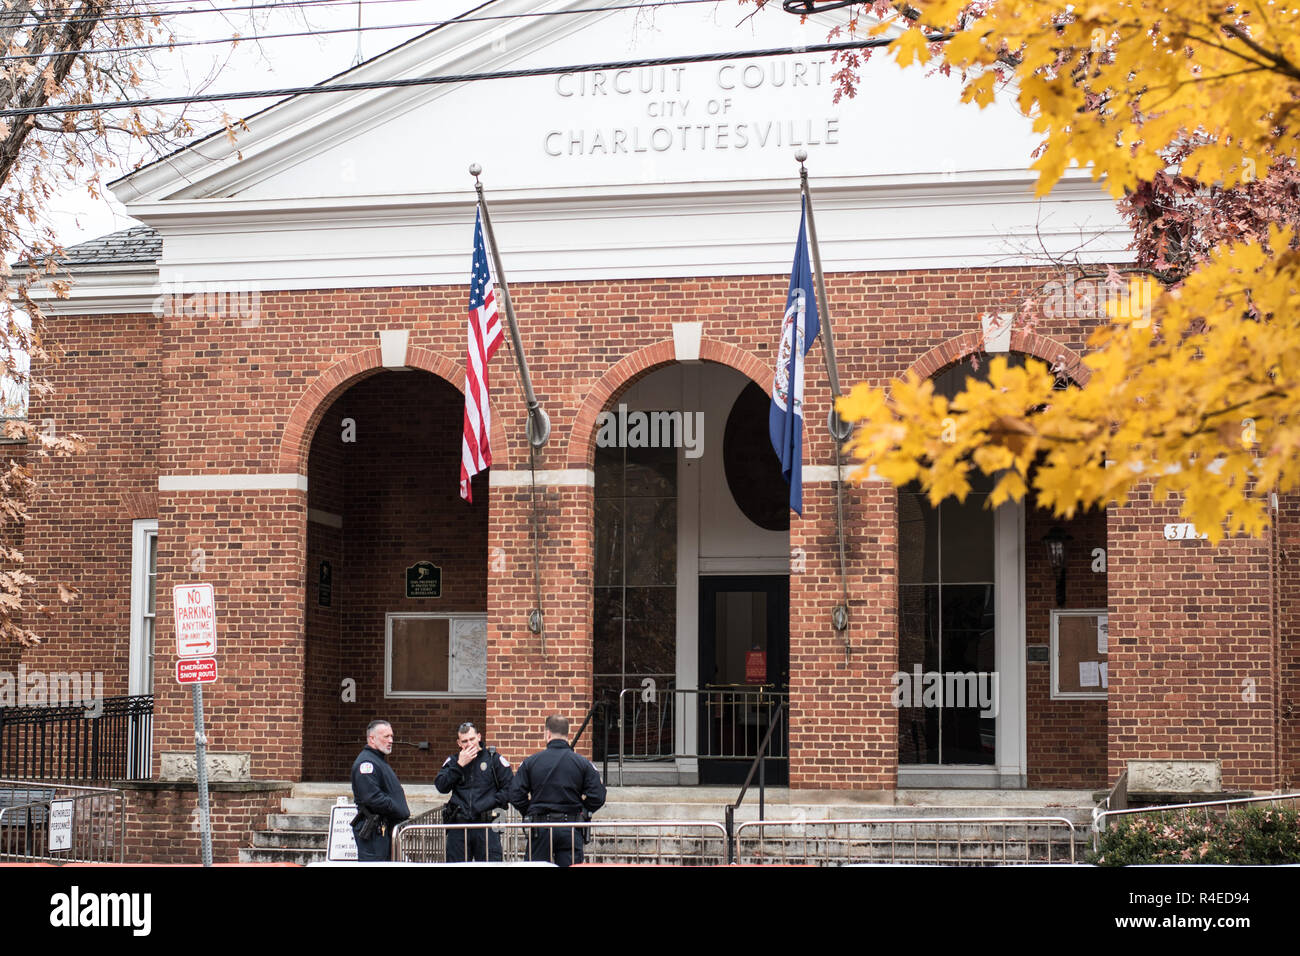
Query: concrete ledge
110 780 293 793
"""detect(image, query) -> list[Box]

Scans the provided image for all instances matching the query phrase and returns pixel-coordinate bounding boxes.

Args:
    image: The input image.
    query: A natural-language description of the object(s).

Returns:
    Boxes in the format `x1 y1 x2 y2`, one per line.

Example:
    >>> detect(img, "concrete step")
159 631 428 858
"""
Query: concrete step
239 845 326 865
252 829 329 850
281 797 444 815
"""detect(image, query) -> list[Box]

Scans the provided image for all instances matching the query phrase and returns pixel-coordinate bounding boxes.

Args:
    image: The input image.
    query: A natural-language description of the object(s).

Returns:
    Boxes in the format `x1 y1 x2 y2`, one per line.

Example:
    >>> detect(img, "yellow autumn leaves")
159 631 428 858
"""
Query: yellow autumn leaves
837 2 1300 541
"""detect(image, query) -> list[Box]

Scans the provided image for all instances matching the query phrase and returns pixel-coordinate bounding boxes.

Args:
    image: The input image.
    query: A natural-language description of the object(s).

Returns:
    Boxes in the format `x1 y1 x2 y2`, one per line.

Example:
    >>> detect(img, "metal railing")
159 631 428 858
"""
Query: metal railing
723 699 788 859
1092 791 1300 853
615 686 788 777
394 818 730 865
736 816 1081 866
0 695 153 782
0 779 125 863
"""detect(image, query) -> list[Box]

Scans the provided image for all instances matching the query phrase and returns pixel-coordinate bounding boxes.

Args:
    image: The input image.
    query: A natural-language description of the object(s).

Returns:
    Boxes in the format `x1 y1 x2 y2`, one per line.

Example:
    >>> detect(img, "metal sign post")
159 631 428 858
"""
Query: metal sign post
192 684 213 867
174 583 218 867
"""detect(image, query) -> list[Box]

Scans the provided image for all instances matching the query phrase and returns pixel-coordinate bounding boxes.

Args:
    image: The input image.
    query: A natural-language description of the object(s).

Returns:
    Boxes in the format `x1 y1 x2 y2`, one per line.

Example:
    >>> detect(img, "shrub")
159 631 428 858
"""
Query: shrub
1090 804 1300 865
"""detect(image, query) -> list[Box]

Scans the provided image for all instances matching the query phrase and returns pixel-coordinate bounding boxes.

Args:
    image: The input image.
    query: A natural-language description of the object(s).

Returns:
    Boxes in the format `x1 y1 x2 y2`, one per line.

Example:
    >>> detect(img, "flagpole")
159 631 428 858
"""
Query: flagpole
795 150 852 649
470 164 548 644
471 164 551 450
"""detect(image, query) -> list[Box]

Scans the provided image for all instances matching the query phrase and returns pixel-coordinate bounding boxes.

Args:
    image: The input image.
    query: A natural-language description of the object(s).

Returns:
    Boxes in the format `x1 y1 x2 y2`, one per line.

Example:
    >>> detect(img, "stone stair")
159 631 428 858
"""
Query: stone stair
240 783 1099 864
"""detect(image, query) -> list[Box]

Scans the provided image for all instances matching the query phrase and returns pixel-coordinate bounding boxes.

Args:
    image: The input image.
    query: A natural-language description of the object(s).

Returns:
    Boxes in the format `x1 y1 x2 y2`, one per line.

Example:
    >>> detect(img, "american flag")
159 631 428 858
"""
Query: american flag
461 207 504 501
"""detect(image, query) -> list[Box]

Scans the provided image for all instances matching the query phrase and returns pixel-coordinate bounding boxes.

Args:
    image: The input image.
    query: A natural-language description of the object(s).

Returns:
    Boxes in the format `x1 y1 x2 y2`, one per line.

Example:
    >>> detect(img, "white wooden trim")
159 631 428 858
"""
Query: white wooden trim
994 499 1027 787
128 520 158 697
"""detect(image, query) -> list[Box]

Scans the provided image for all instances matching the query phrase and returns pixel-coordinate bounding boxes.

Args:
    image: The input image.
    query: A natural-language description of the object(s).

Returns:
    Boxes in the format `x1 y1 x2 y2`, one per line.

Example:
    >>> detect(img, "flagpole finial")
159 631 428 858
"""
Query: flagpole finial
469 163 482 182
794 149 808 165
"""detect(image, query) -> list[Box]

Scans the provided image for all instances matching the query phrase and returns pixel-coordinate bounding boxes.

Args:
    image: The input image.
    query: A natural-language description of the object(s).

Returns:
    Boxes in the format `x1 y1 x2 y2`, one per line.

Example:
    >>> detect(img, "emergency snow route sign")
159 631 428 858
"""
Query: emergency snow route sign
174 584 217 658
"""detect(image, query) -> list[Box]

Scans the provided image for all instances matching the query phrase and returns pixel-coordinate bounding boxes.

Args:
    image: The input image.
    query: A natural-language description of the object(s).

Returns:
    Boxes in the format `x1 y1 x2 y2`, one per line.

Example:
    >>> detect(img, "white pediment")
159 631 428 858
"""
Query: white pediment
108 0 1131 291
120 0 1042 202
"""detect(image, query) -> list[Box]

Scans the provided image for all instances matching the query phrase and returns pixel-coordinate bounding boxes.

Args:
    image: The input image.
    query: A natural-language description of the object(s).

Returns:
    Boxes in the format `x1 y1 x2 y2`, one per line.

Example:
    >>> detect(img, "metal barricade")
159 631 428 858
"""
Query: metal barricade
735 816 1081 866
1092 791 1300 853
0 779 125 863
394 819 730 866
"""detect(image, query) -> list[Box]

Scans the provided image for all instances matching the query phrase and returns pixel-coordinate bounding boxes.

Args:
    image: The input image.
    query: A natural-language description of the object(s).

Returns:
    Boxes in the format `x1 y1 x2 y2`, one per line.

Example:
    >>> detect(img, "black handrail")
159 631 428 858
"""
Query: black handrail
570 698 610 783
723 699 787 864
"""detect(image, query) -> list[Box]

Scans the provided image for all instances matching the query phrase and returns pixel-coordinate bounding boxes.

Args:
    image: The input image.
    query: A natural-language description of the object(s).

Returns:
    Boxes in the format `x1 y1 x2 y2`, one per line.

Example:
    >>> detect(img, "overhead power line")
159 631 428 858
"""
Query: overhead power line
2 0 729 64
0 35 934 117
8 0 720 38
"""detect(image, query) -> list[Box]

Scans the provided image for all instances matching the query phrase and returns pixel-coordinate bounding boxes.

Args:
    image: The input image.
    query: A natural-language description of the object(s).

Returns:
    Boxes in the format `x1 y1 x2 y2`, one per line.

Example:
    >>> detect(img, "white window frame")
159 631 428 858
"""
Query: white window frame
128 519 158 697
1050 608 1109 700
384 612 487 699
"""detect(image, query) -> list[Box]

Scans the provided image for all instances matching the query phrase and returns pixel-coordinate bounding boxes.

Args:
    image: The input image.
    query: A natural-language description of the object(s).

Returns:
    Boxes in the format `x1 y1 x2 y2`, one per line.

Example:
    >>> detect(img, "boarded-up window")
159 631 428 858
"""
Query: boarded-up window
386 614 487 697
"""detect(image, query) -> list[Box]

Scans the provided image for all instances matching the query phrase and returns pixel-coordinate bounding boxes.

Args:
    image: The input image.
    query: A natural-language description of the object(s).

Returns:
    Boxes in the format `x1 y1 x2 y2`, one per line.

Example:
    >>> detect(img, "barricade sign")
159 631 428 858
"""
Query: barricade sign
174 584 218 657
48 800 74 852
328 803 359 862
177 658 218 684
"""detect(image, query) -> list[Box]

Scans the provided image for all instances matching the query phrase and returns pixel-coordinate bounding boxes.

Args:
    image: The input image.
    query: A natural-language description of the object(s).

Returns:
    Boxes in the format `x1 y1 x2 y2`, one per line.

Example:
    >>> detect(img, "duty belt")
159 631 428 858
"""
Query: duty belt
530 812 581 822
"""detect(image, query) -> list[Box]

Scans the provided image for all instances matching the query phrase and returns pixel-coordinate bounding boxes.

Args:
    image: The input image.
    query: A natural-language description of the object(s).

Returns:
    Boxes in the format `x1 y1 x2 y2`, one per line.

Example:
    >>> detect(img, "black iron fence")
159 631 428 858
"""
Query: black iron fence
0 695 153 782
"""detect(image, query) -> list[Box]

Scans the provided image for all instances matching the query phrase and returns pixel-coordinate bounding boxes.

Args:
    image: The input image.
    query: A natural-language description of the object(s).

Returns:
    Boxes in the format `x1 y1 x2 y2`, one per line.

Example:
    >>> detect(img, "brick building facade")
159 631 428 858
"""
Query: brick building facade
7 1 1295 860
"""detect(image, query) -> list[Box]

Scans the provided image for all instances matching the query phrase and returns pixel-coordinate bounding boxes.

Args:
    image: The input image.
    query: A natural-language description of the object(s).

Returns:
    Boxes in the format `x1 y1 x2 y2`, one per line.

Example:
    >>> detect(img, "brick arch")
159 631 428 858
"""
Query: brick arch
565 338 775 468
905 330 1090 386
278 346 510 475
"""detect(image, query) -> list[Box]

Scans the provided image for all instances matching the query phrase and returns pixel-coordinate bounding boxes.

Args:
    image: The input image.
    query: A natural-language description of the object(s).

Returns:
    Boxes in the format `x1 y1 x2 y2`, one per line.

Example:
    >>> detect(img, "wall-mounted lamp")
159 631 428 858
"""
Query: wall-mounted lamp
1043 526 1072 607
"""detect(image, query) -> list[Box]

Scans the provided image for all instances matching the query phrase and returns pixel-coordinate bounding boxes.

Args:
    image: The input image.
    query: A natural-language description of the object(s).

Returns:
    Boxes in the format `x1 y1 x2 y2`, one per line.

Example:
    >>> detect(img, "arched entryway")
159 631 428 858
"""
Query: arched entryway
300 369 491 781
589 360 791 784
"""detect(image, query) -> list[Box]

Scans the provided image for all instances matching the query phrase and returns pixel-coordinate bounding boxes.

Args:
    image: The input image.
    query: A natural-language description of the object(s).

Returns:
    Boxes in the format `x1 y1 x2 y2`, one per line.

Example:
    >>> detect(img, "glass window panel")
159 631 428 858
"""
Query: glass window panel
940 494 995 583
898 490 938 584
625 443 676 498
593 499 624 587
390 617 450 693
593 587 623 677
624 586 676 676
626 497 676 586
594 443 624 499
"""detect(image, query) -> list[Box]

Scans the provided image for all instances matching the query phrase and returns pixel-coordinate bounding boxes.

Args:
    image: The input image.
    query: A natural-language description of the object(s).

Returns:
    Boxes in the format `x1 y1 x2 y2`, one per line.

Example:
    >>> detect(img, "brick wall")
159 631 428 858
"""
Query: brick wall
1277 495 1299 790
19 264 1290 794
120 783 289 864
1024 502 1108 788
1107 484 1277 792
22 309 160 683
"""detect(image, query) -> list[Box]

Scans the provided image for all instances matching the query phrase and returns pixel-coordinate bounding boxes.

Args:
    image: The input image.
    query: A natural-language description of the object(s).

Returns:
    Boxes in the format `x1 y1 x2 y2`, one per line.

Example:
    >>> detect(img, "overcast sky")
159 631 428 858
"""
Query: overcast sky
50 0 486 245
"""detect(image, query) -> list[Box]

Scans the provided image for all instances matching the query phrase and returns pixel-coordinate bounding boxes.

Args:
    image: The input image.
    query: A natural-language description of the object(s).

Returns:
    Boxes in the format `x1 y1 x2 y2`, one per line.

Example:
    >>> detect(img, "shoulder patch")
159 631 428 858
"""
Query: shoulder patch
359 761 374 774
441 756 451 767
500 755 511 767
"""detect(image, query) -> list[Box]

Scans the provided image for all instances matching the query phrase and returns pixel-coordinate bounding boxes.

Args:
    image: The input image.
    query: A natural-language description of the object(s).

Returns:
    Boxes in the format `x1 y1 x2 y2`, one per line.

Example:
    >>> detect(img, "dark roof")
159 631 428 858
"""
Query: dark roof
58 226 161 266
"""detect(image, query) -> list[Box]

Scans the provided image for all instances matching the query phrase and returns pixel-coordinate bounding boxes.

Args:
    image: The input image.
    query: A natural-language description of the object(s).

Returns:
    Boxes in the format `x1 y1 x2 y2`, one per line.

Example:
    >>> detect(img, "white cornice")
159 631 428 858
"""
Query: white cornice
23 263 160 315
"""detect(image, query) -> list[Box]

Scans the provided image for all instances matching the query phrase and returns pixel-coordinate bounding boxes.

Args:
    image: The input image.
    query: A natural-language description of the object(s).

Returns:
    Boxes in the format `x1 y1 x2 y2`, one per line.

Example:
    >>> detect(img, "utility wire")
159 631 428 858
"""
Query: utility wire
0 35 918 117
6 0 724 38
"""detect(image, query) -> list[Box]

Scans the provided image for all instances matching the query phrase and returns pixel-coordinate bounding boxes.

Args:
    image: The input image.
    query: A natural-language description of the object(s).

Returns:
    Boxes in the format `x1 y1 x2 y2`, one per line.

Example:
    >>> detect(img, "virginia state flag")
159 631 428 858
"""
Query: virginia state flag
769 197 820 515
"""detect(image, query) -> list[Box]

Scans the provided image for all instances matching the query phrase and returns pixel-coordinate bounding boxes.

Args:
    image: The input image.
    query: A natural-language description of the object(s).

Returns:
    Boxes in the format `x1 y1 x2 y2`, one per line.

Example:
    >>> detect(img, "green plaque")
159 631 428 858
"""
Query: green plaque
406 561 442 599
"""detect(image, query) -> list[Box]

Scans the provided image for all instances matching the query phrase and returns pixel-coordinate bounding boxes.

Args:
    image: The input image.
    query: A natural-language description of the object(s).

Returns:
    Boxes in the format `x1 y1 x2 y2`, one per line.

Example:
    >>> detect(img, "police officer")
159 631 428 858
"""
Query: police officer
435 721 513 862
350 719 410 862
507 714 607 867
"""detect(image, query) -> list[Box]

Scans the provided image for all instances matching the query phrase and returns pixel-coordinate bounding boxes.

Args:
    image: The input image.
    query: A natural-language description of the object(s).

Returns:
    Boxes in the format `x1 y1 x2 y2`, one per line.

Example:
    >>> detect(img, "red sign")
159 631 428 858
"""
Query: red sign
745 650 767 684
177 657 218 684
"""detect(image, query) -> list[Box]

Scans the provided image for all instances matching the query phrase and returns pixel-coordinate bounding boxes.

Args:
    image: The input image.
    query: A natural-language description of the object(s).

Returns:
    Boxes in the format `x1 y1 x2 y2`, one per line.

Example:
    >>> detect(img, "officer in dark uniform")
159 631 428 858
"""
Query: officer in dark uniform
507 714 607 867
434 721 513 862
350 719 410 862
